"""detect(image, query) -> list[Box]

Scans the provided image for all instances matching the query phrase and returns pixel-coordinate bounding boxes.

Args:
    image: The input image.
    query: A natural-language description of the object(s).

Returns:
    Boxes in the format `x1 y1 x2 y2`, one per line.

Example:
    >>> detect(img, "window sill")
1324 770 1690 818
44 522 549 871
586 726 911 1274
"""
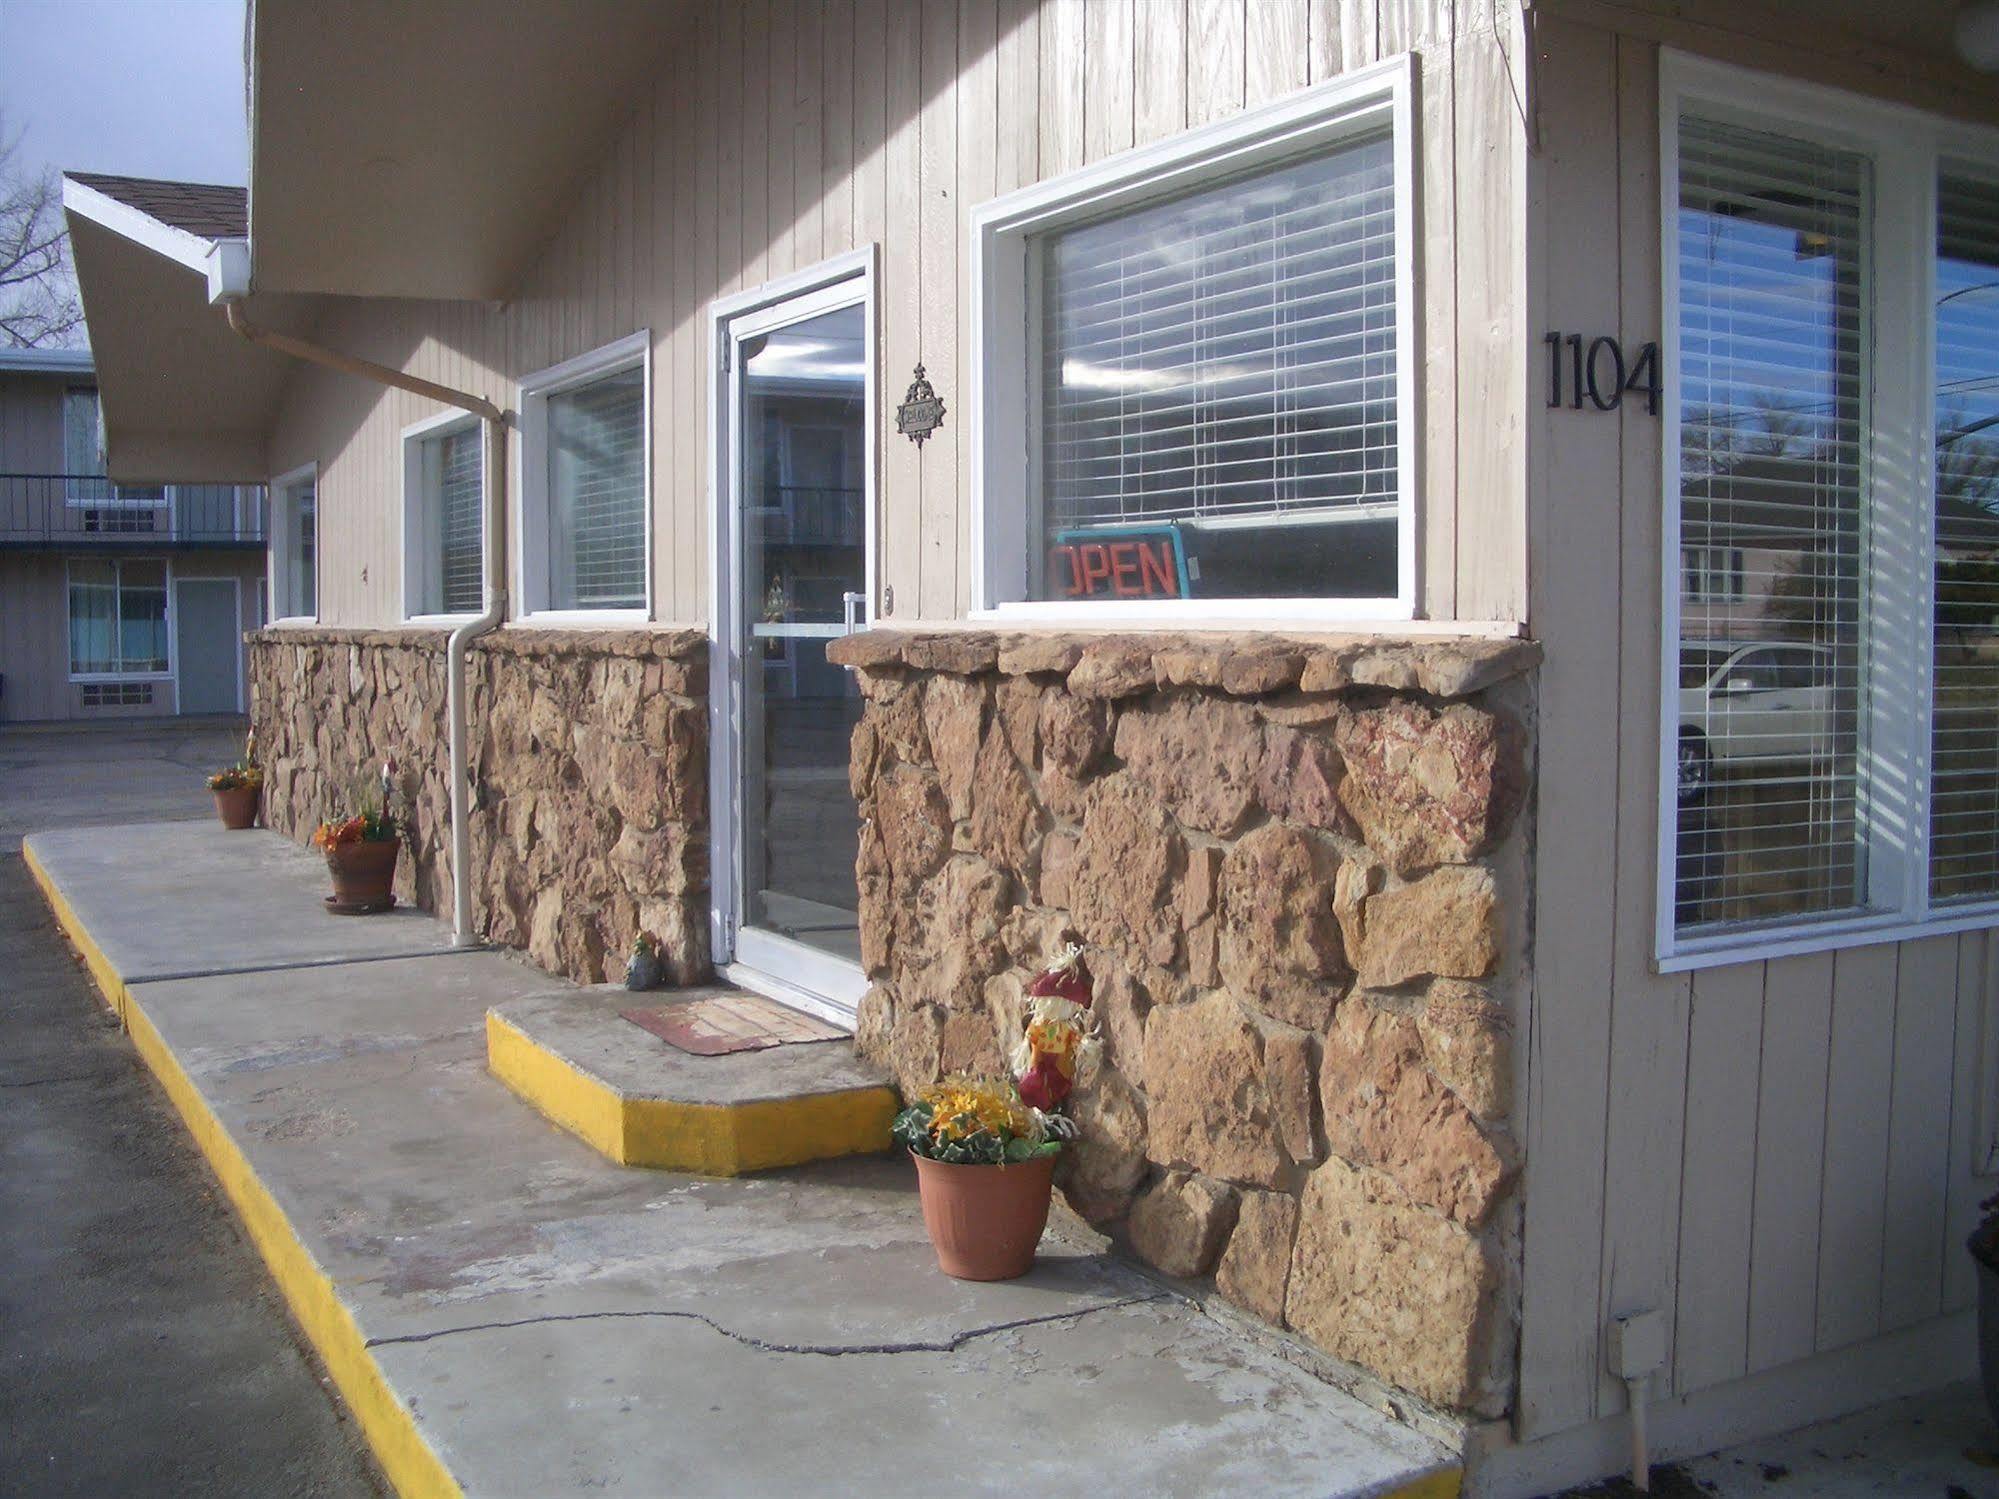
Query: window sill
1658 902 1999 972
267 616 319 629
968 603 1518 637
68 671 172 684
405 612 484 628
513 609 651 629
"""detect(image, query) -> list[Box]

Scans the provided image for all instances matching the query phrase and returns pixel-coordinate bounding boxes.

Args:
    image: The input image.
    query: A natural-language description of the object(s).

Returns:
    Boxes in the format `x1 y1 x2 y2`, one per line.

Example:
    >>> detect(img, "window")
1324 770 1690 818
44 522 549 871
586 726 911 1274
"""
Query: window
63 387 162 507
520 332 650 618
403 413 485 618
68 558 168 677
971 59 1414 620
1682 546 1745 603
1660 54 1999 964
270 465 317 621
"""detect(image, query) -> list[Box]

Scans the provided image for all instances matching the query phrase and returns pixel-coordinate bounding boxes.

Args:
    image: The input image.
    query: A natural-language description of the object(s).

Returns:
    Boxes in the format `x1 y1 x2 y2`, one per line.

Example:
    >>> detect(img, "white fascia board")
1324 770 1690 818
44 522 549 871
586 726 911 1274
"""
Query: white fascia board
60 176 219 276
0 348 93 374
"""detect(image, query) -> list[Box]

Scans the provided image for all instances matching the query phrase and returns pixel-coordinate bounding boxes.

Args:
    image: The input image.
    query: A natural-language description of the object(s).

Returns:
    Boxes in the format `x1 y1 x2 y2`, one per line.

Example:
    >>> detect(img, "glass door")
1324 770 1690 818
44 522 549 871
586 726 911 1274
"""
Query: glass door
718 274 872 1020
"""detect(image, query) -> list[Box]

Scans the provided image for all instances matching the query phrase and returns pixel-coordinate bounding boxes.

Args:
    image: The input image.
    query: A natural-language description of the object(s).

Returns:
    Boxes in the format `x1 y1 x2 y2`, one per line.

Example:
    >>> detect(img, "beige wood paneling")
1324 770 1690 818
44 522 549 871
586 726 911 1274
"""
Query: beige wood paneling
259 0 1531 634
1521 9 1999 1447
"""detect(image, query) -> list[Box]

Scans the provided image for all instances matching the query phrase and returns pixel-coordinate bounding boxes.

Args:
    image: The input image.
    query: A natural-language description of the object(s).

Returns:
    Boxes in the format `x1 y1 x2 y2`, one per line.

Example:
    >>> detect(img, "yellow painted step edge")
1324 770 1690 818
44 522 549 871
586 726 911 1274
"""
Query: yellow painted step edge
1377 1464 1463 1499
23 839 462 1499
487 1008 897 1175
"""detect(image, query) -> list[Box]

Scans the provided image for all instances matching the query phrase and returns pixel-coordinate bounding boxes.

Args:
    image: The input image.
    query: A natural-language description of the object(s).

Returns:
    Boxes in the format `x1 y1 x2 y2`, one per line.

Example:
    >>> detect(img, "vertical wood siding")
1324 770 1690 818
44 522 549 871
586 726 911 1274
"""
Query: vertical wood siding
264 0 1529 632
1521 12 1997 1442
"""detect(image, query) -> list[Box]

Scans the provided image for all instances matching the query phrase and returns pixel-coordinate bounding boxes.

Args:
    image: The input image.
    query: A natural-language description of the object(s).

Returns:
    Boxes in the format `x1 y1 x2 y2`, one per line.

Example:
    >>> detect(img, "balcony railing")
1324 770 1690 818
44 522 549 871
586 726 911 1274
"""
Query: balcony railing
0 474 267 549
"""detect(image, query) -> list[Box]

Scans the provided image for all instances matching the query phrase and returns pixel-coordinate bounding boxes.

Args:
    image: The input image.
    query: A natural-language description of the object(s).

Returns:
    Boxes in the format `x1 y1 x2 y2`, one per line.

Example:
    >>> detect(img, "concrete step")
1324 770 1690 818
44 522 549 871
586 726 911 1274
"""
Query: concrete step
486 988 897 1175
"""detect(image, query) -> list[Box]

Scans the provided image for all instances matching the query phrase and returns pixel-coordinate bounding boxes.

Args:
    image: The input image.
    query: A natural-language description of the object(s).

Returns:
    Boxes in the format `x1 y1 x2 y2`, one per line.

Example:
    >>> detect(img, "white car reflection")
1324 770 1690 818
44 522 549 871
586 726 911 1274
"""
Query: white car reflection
1677 641 1838 801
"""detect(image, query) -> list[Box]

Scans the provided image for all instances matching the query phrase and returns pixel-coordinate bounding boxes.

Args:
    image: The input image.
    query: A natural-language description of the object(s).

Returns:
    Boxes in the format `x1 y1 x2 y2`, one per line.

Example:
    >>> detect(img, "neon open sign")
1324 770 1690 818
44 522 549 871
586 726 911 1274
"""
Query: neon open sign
1048 526 1193 600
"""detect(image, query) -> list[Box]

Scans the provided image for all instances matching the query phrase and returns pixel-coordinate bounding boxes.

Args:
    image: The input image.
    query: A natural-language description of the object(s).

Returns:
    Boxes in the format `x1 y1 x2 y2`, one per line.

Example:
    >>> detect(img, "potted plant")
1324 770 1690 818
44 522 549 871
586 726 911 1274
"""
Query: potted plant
891 945 1099 1281
206 733 263 830
311 760 402 914
1971 1192 1999 1425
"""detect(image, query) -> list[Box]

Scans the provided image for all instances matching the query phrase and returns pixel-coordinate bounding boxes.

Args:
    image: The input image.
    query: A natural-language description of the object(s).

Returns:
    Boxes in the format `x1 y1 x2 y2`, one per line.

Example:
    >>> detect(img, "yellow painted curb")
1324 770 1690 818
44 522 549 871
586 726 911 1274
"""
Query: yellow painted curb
1379 1465 1463 1499
23 839 462 1499
486 1009 897 1176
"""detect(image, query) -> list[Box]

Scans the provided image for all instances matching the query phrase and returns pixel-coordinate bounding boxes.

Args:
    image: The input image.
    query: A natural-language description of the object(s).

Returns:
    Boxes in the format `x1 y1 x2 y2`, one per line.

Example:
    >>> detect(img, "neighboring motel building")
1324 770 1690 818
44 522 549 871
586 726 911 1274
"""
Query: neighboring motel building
0 343 265 720
60 3 1999 1493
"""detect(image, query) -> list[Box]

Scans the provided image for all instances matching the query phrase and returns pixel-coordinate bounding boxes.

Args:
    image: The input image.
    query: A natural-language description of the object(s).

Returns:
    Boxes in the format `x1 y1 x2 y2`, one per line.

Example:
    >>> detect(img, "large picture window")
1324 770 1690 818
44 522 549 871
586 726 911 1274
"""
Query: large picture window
402 412 484 619
68 558 168 677
972 59 1414 620
520 332 649 619
1661 55 1999 964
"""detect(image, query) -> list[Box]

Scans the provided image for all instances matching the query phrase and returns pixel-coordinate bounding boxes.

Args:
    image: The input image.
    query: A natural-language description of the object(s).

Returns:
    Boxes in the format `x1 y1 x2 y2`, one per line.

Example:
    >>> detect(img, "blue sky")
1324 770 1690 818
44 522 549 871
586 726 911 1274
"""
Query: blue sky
1 0 248 187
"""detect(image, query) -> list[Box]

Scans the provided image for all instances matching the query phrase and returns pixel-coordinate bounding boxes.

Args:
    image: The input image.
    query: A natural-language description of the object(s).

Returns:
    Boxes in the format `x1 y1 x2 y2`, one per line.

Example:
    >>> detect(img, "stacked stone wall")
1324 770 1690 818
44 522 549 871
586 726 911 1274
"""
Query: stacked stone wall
248 627 709 985
828 627 1538 1419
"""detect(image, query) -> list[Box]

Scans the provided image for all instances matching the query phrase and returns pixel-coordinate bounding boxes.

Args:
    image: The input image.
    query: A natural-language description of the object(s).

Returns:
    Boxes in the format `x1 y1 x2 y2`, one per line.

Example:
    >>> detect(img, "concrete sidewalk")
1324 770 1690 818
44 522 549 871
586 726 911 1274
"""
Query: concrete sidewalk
23 820 1459 1499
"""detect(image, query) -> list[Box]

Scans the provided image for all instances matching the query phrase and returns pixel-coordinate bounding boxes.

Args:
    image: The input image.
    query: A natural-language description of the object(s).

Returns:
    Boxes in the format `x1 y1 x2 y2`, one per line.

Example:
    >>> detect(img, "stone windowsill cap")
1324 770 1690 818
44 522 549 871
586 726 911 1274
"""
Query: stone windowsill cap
826 627 1542 700
246 624 708 661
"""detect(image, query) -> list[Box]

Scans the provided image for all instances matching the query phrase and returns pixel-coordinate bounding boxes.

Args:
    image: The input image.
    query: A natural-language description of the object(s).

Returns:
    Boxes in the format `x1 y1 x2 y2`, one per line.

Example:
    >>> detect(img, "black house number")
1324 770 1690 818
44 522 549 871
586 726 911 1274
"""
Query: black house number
1545 331 1661 416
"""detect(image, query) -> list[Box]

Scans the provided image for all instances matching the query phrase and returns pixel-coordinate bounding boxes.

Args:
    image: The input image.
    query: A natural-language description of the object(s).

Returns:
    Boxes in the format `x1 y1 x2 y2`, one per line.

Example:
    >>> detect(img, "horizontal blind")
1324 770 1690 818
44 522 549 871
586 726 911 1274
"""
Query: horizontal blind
549 366 645 611
436 425 483 615
1674 115 1869 933
1932 169 1999 903
1036 132 1397 591
290 481 317 619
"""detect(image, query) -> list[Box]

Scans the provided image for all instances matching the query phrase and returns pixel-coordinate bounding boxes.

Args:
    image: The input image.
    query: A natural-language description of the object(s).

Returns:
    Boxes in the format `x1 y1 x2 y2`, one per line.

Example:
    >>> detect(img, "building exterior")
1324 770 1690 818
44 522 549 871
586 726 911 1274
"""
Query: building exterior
0 344 265 721
61 3 1999 1493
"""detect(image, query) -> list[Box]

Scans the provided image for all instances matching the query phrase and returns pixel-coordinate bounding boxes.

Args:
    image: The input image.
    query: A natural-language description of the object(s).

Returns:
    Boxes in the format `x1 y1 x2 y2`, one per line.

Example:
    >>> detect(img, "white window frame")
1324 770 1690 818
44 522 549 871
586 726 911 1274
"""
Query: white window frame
1656 51 1999 970
967 53 1418 626
515 330 653 625
66 555 175 682
268 461 319 625
400 408 487 624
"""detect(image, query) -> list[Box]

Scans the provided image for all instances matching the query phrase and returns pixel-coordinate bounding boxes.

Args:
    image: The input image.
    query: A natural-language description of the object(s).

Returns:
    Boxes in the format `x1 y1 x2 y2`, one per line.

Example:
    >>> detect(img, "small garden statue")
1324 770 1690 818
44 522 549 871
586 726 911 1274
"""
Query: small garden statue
624 933 665 991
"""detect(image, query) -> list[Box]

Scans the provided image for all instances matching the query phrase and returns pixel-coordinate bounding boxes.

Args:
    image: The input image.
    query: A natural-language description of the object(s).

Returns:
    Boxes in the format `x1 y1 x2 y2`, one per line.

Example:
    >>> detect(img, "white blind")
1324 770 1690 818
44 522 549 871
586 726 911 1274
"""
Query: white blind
436 425 483 615
1932 169 1999 903
1035 132 1398 599
1674 115 1869 933
548 365 645 611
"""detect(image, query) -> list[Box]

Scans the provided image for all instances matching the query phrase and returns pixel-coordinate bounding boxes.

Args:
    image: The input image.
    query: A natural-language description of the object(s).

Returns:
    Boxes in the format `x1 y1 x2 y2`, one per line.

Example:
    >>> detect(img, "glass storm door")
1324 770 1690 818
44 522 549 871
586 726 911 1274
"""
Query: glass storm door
718 274 872 1021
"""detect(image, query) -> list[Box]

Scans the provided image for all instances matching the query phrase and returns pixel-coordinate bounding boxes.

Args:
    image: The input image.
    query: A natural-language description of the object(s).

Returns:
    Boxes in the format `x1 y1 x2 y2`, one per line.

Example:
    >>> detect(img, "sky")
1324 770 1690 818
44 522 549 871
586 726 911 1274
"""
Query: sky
0 0 248 187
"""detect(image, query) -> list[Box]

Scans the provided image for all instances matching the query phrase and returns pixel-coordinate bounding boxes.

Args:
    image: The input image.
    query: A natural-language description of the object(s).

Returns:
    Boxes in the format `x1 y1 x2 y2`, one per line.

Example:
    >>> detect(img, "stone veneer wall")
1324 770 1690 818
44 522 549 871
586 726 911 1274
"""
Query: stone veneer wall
248 627 710 985
827 627 1538 1419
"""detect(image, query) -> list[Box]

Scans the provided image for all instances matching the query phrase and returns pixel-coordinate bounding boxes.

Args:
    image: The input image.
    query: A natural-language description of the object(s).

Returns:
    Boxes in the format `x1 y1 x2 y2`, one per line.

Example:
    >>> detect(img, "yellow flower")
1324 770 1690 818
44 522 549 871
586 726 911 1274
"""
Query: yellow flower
919 1076 1031 1143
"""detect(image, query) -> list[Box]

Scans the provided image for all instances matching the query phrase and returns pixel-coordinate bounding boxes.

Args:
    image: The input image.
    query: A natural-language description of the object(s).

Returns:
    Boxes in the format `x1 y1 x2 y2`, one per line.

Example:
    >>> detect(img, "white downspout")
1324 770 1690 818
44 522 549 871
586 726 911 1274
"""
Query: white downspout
443 416 508 946
220 298 507 947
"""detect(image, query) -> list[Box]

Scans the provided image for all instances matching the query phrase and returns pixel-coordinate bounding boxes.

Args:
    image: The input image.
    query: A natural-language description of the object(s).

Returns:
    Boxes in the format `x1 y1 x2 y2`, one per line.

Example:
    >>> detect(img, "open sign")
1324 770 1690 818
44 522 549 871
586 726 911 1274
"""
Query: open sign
1048 526 1192 600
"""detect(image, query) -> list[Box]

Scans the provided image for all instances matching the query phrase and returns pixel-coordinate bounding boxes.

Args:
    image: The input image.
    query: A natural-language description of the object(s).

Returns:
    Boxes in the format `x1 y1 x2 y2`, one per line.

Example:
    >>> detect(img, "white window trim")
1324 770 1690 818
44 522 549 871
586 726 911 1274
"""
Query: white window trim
1655 51 1999 971
268 461 319 626
514 330 653 625
400 407 487 625
968 52 1419 626
66 555 176 683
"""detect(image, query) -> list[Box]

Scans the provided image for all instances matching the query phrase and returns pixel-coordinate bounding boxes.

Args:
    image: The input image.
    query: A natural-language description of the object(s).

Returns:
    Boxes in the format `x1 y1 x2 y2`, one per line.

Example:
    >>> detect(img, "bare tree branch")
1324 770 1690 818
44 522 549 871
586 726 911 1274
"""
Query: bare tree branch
0 115 85 348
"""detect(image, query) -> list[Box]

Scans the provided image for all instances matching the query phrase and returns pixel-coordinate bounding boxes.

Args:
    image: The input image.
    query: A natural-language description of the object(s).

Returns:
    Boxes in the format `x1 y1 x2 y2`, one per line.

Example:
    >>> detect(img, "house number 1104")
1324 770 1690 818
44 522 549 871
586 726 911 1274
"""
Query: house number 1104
1544 332 1661 416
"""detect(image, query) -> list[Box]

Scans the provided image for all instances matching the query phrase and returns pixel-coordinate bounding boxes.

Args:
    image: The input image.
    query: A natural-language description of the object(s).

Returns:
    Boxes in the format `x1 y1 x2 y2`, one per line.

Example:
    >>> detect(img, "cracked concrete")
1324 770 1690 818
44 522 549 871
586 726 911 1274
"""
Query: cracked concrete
364 1292 1169 1357
26 821 1458 1497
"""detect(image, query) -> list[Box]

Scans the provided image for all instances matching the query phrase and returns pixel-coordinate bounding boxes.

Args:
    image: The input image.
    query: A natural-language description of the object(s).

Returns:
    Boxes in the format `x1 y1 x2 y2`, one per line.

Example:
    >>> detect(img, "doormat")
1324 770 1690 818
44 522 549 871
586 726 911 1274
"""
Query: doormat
621 993 848 1056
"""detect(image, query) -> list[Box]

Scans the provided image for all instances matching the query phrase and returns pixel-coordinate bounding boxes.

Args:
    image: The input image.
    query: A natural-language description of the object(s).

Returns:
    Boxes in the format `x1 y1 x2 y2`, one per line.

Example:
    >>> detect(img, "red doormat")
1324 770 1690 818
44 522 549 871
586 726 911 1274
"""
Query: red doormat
621 993 848 1056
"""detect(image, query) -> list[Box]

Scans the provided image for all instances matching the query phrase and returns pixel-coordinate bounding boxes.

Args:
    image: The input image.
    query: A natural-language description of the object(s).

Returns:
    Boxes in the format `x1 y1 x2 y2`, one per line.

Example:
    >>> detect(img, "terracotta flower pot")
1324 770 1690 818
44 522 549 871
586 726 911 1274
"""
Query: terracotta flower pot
324 837 399 913
212 783 259 830
911 1150 1057 1281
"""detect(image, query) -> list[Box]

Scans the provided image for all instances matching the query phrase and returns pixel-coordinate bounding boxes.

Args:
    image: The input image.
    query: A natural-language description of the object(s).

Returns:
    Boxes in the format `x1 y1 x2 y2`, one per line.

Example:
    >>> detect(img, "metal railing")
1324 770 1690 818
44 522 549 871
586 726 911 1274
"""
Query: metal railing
0 474 267 549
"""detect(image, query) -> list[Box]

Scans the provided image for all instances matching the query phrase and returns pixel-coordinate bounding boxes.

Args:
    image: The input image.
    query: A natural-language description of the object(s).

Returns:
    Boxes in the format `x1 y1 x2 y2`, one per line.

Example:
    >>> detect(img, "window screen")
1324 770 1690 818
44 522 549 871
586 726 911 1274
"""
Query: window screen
547 364 645 611
1034 133 1398 603
1673 115 1868 933
1932 169 1999 903
414 424 482 616
275 477 316 619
